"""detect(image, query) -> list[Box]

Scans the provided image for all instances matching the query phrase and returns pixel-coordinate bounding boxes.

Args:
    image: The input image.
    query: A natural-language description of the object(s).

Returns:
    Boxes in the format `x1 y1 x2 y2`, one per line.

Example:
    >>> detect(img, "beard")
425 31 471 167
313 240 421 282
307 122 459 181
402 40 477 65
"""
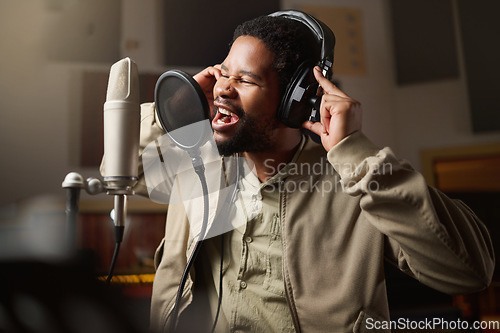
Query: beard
214 103 281 157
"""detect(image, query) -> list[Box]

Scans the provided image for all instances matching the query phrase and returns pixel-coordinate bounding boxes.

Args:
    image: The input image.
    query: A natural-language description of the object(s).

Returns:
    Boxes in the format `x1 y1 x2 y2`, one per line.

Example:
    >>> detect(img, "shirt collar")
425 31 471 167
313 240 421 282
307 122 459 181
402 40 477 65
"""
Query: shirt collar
241 135 308 190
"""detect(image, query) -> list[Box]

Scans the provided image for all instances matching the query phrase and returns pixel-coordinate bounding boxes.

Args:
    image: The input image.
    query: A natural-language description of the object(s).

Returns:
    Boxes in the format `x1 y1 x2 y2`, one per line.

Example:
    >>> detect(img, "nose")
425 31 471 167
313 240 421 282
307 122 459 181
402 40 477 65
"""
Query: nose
214 76 237 98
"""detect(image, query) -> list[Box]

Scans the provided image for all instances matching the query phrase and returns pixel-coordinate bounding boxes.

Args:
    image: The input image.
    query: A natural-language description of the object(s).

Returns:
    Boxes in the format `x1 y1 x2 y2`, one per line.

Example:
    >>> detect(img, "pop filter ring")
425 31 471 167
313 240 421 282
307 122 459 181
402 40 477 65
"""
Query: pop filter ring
154 70 211 152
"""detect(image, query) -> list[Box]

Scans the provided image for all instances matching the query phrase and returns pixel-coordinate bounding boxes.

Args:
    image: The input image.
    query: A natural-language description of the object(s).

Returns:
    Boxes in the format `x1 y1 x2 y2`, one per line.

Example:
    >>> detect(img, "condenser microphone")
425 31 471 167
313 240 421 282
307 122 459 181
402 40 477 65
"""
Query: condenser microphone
103 57 140 227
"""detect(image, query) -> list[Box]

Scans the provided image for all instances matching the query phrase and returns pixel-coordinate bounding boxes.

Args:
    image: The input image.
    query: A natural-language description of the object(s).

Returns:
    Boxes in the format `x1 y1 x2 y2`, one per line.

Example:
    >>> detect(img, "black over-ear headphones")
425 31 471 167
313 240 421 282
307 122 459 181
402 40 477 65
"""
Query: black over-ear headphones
268 10 336 128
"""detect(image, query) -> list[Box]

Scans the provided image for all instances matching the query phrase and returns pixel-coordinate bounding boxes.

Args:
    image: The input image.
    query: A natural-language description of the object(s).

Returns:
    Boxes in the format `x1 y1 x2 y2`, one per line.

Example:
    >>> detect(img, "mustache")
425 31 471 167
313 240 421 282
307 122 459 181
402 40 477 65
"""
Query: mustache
214 97 245 118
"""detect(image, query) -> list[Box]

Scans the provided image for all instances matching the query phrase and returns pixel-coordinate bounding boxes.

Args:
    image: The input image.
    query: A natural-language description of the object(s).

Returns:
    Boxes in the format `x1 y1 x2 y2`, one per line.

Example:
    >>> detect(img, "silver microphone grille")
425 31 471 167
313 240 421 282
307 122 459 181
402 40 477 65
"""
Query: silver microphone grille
106 57 139 102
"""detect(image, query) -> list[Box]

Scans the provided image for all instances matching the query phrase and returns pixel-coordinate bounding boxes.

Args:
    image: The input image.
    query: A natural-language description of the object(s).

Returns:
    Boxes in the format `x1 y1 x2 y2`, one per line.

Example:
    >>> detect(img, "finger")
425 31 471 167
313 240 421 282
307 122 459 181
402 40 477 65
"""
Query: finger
210 66 222 80
194 66 221 83
313 66 349 98
302 120 326 136
318 96 331 135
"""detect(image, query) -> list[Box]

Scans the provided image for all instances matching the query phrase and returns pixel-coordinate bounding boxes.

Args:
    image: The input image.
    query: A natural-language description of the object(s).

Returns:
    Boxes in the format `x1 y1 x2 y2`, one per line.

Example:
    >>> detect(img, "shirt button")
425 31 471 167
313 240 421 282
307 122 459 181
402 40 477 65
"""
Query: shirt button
245 236 253 243
240 280 247 289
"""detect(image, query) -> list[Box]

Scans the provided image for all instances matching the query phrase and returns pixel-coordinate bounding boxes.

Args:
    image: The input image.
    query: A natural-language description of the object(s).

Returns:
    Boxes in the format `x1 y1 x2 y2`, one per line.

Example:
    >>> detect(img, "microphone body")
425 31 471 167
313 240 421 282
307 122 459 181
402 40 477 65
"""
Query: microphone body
103 57 140 226
103 57 140 193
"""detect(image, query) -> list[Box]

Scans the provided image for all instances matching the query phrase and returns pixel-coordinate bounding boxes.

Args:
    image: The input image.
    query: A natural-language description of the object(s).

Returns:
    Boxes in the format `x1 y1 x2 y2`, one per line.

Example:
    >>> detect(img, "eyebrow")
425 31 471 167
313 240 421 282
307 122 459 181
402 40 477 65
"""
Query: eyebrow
220 64 263 82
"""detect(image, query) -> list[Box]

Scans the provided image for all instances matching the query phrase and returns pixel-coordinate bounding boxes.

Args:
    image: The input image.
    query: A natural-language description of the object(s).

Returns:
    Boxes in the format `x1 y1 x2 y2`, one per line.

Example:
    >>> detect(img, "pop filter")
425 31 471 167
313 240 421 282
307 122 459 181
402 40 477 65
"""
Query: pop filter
154 70 211 152
154 70 214 331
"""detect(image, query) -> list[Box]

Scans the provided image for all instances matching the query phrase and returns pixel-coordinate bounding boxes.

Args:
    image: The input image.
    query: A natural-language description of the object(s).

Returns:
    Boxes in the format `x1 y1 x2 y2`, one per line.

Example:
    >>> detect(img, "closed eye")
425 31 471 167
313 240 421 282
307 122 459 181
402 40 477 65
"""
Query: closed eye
239 79 256 85
220 64 262 87
220 73 258 86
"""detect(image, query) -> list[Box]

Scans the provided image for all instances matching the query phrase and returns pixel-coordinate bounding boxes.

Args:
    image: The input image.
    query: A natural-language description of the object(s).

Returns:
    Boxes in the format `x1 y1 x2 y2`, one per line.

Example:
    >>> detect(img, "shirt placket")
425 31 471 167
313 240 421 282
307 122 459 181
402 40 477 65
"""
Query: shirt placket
237 189 262 285
229 181 263 331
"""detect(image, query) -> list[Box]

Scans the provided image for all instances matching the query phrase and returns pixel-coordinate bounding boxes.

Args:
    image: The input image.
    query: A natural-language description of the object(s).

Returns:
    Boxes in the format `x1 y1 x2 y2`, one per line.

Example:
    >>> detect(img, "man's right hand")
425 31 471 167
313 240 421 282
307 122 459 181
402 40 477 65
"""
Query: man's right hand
302 66 362 152
193 65 221 118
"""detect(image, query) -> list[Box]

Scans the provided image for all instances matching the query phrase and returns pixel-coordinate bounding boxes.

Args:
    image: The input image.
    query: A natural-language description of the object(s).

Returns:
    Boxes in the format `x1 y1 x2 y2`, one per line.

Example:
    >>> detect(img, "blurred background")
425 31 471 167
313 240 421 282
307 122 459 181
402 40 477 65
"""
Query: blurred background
0 0 499 332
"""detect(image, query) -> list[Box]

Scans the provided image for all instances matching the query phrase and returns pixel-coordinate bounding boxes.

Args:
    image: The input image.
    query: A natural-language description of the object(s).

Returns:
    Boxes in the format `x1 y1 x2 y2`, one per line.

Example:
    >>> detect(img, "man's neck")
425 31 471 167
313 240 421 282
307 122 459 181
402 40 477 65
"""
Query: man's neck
244 130 302 183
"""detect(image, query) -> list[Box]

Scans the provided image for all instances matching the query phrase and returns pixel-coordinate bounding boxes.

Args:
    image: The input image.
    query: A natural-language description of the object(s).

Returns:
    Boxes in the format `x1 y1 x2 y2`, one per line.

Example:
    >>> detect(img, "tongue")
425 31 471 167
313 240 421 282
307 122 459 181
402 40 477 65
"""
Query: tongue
221 113 239 124
214 110 239 125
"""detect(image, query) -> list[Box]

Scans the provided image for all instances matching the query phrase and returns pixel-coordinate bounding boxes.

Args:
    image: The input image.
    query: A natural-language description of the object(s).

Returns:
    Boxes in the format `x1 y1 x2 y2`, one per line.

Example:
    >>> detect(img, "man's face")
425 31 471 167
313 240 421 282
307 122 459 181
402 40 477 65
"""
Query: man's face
211 35 282 156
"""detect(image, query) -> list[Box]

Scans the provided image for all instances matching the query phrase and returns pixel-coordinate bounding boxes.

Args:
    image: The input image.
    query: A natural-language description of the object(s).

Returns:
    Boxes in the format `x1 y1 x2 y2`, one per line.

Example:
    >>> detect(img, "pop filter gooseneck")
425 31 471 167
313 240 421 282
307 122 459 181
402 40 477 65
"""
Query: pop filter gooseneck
154 70 212 332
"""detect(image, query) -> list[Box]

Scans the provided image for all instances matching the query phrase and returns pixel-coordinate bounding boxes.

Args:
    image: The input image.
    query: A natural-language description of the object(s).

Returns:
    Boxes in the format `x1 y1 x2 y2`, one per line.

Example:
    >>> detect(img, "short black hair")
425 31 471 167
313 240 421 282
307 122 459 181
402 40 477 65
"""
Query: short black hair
231 15 320 97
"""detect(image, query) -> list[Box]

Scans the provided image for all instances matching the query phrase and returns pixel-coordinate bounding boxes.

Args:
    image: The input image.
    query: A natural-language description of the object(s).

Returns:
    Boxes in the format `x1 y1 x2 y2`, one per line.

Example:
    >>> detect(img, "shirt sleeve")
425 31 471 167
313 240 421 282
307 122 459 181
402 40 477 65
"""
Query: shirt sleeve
327 131 495 294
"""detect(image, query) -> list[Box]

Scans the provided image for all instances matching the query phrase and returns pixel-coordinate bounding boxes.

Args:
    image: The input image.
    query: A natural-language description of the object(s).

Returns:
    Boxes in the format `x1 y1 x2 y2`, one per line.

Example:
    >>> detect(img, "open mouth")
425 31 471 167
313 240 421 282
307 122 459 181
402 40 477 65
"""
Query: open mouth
212 106 240 132
214 107 239 124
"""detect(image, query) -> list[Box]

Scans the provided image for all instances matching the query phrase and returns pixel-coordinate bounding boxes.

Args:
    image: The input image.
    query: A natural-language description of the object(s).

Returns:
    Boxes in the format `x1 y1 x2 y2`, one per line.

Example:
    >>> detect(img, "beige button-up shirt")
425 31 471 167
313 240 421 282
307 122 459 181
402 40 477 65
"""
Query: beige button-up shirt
206 138 307 332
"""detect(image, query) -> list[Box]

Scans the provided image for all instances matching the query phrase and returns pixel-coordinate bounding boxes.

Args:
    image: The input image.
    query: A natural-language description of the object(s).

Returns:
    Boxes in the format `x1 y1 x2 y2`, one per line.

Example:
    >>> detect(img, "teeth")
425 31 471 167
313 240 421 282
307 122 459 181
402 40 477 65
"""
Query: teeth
218 108 233 117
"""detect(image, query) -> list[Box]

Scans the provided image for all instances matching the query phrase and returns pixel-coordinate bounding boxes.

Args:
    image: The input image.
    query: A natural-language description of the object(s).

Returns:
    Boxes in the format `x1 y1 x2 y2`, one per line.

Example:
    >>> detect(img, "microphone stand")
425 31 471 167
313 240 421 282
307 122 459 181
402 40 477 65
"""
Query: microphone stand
62 171 131 283
61 172 84 253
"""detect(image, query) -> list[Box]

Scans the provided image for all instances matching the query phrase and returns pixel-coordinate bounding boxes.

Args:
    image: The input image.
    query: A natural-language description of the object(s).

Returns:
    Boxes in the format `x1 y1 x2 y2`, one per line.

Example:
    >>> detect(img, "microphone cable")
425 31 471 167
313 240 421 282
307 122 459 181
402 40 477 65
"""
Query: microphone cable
106 224 125 284
168 156 210 332
168 154 241 332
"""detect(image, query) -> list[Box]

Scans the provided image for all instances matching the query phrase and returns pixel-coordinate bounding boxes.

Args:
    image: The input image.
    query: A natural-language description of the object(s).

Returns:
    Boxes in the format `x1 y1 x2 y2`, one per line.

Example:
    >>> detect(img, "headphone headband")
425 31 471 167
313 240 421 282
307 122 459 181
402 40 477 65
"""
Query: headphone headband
268 10 335 74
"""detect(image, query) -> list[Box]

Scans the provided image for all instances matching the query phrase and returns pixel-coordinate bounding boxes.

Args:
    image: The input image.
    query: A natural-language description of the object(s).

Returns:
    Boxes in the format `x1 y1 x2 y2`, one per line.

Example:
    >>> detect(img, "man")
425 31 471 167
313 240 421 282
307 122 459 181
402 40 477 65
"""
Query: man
140 12 494 333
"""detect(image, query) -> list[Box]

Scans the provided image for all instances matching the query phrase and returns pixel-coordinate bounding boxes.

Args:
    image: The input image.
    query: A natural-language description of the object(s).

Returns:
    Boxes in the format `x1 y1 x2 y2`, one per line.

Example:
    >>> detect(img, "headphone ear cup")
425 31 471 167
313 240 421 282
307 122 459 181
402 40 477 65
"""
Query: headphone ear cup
277 60 319 128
